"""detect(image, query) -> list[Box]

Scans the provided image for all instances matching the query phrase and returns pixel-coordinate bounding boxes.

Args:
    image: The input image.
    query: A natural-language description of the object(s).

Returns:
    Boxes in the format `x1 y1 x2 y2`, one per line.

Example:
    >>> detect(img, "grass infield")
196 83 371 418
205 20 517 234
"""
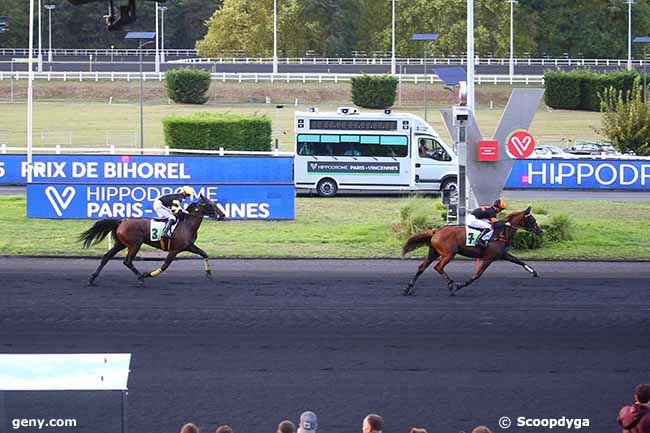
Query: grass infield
0 196 648 260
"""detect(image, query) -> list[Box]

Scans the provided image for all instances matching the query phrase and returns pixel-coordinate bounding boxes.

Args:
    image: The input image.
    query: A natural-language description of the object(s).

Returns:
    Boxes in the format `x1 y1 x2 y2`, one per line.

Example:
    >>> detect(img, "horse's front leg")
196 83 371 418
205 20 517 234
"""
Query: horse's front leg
504 252 539 277
140 251 179 280
455 259 494 292
186 243 212 278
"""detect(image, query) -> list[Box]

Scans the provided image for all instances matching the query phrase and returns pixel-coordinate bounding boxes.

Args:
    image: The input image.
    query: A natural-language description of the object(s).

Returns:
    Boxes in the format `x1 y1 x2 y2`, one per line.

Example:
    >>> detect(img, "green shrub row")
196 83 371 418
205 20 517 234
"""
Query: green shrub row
351 75 399 109
162 113 272 151
164 69 212 105
511 214 575 250
544 70 637 111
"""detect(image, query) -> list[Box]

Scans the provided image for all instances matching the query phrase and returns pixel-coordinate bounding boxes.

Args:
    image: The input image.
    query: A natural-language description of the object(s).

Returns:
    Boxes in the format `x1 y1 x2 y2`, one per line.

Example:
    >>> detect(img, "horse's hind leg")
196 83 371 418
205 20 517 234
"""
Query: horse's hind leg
88 242 126 286
185 243 212 278
140 251 179 280
433 254 457 293
403 247 439 296
123 243 144 279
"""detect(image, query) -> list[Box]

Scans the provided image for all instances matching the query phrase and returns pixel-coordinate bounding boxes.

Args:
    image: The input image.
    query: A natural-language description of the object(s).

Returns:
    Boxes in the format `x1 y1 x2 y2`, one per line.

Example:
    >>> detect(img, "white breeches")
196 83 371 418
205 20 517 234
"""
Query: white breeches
467 214 493 239
467 214 492 230
153 200 175 220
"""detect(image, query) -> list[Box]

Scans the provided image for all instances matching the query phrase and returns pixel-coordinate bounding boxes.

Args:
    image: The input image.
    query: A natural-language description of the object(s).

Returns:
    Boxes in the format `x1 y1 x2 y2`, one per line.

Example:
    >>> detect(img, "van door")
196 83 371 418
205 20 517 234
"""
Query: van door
413 136 455 190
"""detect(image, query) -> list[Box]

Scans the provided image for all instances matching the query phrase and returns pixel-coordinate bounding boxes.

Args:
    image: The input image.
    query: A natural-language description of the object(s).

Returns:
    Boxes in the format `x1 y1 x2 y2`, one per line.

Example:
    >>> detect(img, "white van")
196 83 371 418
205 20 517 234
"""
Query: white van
294 107 458 197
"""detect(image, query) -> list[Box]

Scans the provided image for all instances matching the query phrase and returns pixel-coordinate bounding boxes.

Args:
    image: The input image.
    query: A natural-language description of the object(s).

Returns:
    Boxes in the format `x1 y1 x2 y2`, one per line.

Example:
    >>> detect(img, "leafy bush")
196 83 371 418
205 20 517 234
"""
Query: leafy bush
599 78 650 156
543 214 576 243
351 75 399 109
511 213 575 250
392 197 439 240
164 69 212 104
163 113 272 151
511 230 545 250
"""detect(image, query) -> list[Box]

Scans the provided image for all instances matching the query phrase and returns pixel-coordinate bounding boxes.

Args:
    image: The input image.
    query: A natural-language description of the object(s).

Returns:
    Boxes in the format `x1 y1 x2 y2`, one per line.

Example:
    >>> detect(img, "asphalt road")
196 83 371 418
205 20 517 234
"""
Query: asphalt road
1 258 648 433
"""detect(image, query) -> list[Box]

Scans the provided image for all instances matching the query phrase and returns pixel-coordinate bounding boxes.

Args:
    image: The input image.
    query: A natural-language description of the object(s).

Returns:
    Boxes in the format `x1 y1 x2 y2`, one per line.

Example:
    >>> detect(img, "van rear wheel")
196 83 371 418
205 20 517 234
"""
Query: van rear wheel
317 178 338 198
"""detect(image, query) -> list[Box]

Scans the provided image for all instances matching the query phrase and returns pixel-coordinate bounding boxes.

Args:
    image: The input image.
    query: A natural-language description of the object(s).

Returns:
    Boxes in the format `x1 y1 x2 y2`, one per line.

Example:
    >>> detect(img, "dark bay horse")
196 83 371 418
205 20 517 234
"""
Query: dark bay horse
79 195 225 285
402 207 543 296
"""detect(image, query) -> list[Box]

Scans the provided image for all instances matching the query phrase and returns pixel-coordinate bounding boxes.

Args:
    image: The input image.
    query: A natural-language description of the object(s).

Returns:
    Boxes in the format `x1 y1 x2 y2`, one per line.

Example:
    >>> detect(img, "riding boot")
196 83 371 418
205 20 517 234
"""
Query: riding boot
162 219 175 239
477 229 491 247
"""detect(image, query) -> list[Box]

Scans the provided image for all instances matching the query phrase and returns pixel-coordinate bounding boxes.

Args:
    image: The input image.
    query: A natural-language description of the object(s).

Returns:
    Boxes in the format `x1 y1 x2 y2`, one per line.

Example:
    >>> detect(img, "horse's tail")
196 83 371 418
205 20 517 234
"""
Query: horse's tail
401 229 436 257
79 219 122 249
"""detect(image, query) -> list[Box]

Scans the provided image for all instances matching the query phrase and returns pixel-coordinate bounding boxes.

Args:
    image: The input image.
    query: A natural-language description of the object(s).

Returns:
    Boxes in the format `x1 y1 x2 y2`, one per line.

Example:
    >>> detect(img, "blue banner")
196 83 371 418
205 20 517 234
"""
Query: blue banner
0 155 25 184
6 154 295 220
505 159 650 190
0 154 294 185
27 184 295 220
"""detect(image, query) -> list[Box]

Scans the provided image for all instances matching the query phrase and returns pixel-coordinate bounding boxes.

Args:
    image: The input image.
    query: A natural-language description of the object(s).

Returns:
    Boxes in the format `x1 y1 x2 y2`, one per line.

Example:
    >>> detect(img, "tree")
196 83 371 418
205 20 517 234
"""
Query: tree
600 78 650 156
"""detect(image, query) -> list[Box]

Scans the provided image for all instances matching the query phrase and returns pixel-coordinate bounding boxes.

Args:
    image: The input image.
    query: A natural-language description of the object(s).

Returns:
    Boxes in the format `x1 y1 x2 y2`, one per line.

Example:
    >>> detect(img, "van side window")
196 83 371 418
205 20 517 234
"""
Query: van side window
418 138 452 161
297 134 408 158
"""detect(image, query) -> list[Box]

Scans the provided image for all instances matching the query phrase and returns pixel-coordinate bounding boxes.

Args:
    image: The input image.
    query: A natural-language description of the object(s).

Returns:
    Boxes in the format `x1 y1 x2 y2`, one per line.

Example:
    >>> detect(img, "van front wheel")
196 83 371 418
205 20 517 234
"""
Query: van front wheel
317 178 338 198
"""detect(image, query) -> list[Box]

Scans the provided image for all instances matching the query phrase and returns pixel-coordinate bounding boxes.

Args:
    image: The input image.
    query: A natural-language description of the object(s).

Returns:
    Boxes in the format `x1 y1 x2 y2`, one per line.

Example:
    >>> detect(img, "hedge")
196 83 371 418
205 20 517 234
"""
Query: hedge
164 69 211 105
544 70 582 110
162 113 272 151
351 75 399 109
544 70 637 111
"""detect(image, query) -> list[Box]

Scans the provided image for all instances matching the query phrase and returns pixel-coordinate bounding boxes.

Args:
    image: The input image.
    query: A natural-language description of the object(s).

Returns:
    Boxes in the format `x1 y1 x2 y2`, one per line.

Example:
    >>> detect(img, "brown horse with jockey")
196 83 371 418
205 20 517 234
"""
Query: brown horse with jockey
402 200 543 295
79 188 225 285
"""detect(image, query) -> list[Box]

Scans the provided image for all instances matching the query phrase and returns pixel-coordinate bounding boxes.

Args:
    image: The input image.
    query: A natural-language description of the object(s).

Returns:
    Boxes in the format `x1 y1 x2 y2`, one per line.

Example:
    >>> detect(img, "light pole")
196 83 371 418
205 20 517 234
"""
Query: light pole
506 0 517 84
38 0 43 72
391 0 396 75
155 2 160 73
159 5 167 63
45 4 55 63
467 0 475 112
28 0 35 184
628 0 635 71
125 32 156 154
412 33 439 123
273 0 278 74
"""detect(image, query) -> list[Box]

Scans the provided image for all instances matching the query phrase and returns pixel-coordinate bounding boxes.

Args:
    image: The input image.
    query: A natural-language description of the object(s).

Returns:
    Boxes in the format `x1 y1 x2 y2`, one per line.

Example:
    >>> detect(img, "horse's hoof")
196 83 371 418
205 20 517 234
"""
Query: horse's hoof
137 273 147 282
87 277 96 287
454 283 464 292
402 284 413 296
205 270 213 279
533 271 540 278
447 282 455 292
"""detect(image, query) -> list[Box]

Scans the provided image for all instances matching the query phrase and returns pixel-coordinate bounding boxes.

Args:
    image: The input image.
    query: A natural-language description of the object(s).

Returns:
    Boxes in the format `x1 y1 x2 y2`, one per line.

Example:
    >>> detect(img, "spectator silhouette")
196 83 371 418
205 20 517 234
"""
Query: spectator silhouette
180 423 199 433
618 384 650 433
363 414 383 433
277 420 295 433
297 411 318 433
215 425 232 433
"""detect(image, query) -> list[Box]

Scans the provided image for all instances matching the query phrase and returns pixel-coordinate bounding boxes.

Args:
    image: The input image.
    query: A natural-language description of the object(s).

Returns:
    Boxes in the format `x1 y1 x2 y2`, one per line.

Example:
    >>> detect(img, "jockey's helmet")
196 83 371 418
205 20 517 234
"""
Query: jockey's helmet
181 186 194 197
493 198 507 210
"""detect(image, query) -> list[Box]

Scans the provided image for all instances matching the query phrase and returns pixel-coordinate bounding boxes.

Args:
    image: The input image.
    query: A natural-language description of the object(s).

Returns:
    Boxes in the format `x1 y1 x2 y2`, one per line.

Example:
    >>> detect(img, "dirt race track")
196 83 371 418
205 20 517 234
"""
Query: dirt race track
1 258 649 433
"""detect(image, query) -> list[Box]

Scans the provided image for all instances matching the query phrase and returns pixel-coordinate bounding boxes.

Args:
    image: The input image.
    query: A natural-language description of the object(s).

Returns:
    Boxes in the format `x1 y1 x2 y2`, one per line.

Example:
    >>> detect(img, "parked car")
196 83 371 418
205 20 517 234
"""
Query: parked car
534 144 574 158
566 141 620 156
